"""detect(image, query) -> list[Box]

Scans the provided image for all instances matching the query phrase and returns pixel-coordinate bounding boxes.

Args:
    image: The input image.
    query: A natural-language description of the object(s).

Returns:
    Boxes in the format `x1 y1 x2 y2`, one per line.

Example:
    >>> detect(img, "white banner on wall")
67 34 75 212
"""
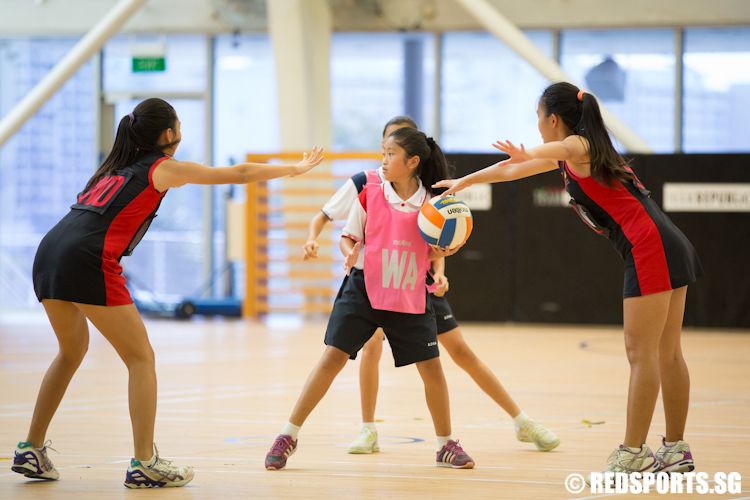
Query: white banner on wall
663 183 750 212
456 184 492 211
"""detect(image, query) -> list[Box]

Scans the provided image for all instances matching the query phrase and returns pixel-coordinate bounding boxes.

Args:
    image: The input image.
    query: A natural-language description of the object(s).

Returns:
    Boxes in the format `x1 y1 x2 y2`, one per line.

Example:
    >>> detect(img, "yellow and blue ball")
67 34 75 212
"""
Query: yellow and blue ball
418 196 473 249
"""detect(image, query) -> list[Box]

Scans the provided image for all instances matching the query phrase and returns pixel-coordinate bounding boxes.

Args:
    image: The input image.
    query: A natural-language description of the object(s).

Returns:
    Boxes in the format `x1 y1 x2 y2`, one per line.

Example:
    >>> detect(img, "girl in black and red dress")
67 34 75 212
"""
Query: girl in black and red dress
12 98 323 488
435 82 702 481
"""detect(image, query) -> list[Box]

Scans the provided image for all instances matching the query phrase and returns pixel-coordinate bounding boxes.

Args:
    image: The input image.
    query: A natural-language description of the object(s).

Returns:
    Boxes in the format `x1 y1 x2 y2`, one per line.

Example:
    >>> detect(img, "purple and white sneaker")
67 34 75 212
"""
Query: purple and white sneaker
12 441 59 480
655 437 695 473
586 444 659 485
436 439 475 469
265 434 298 470
124 445 193 488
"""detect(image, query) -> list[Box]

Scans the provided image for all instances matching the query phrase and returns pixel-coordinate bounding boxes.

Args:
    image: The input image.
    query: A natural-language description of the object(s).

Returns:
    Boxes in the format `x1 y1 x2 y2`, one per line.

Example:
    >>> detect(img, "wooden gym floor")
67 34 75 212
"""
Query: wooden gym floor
1 313 749 499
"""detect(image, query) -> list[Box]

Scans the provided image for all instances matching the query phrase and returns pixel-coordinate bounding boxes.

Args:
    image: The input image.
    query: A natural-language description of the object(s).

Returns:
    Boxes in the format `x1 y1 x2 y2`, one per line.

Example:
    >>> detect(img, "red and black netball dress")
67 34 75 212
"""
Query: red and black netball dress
33 153 169 306
558 161 703 298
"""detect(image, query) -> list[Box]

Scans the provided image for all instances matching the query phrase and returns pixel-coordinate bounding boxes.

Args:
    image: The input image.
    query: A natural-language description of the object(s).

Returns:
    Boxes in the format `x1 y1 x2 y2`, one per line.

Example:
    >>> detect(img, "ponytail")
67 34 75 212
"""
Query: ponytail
388 127 453 193
85 98 179 191
540 82 632 188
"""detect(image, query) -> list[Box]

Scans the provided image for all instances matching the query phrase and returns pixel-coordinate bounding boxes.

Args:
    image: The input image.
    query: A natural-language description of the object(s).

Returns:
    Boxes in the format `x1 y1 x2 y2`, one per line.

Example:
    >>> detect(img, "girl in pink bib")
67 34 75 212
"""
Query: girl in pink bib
265 128 475 471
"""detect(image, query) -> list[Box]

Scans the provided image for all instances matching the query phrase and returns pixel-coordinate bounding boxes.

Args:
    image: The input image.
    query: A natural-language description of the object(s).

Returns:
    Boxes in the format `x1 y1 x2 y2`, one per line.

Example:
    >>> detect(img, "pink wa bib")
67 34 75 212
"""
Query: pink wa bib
363 183 431 314
365 169 379 184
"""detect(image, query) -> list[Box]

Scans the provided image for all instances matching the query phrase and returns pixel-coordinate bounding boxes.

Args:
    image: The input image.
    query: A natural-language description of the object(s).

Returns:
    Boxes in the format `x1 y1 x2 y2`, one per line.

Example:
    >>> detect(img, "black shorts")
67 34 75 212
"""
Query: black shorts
324 269 439 367
425 274 460 334
431 294 459 334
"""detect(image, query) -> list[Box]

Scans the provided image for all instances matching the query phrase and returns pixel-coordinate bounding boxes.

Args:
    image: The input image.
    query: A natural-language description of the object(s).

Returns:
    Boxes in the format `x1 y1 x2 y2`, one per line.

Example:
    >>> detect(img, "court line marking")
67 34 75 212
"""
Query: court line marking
6 408 749 438
0 455 592 472
567 429 750 438
466 399 750 429
0 454 602 473
1 465 565 485
602 422 750 430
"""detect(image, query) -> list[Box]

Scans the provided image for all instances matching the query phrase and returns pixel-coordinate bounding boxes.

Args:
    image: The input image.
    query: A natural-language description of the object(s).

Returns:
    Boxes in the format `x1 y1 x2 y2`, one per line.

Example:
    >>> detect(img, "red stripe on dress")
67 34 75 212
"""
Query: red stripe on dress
148 156 169 193
358 186 368 212
102 160 167 306
565 162 671 295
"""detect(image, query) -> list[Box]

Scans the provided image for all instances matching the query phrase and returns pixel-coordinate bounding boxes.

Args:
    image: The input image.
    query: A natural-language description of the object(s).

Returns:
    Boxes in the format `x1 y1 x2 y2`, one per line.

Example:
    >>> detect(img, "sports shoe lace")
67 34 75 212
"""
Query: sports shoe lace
605 447 640 473
359 427 375 442
523 420 547 440
657 439 680 463
40 440 57 470
447 439 466 455
42 440 58 454
269 435 292 456
148 444 184 480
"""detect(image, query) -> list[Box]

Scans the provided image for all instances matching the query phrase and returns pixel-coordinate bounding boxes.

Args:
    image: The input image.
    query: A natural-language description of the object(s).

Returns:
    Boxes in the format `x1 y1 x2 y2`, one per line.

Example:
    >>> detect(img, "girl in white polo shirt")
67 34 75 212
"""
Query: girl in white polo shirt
304 117 560 456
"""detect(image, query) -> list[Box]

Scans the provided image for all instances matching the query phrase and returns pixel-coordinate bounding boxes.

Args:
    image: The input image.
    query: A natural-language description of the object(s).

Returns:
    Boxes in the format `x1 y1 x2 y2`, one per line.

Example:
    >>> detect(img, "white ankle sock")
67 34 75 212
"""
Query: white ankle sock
362 422 377 432
437 435 452 451
625 445 642 453
665 440 678 447
281 422 301 441
142 454 157 467
513 411 530 427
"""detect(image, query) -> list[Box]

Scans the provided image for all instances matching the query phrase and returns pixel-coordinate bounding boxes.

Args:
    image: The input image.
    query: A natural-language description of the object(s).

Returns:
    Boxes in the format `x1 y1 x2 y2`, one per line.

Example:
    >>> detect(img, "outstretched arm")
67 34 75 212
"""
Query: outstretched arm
434 158 557 196
493 135 588 163
152 147 324 191
433 135 588 196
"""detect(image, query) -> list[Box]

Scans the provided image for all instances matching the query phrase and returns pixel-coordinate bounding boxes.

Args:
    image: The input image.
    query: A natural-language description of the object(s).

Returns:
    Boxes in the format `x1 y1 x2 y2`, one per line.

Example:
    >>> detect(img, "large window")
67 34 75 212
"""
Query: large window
213 34 280 164
213 34 280 298
560 30 676 153
0 38 94 309
330 32 435 151
440 31 553 152
683 28 750 153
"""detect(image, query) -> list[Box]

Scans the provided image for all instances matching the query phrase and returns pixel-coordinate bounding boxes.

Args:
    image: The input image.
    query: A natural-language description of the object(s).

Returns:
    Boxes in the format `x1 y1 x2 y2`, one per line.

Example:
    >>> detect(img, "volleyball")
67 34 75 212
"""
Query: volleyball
418 196 473 249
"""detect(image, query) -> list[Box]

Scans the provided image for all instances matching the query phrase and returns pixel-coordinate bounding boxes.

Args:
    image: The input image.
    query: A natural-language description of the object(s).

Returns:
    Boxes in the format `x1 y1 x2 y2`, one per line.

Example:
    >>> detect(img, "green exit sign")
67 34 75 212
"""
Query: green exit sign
132 57 165 72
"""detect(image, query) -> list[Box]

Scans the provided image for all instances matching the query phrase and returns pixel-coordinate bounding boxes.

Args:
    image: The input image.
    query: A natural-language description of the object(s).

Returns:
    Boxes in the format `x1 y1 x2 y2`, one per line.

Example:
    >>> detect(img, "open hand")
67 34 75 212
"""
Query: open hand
344 241 361 276
291 146 325 177
492 140 532 164
432 177 472 198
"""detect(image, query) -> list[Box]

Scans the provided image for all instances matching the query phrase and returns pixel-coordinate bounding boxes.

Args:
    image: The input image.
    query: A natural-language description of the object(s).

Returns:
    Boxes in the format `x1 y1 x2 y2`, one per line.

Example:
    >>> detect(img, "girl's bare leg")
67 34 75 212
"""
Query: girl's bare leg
26 300 90 448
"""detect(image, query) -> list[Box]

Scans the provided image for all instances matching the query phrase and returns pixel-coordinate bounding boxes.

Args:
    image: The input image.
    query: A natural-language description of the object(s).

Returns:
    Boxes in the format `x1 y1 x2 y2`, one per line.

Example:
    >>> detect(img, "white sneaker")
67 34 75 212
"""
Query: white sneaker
655 437 695 473
586 444 660 485
347 427 380 454
124 444 194 488
12 441 59 480
515 419 560 451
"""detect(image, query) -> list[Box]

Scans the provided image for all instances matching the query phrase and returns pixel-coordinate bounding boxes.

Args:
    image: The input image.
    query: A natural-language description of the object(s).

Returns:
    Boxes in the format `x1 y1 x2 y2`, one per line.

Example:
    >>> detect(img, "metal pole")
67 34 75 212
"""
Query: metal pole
674 28 684 153
433 32 443 143
204 36 215 296
452 0 653 154
0 0 147 148
404 36 424 128
552 29 561 65
92 50 103 172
